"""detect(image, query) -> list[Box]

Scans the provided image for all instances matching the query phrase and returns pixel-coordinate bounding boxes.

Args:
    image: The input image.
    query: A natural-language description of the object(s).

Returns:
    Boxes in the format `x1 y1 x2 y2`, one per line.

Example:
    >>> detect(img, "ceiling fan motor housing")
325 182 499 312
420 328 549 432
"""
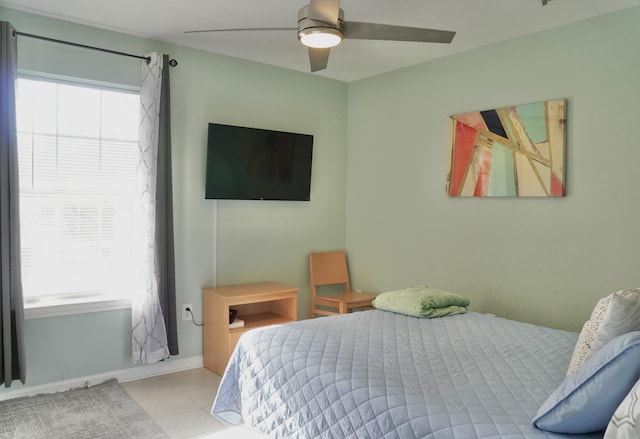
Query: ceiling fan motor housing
297 5 344 47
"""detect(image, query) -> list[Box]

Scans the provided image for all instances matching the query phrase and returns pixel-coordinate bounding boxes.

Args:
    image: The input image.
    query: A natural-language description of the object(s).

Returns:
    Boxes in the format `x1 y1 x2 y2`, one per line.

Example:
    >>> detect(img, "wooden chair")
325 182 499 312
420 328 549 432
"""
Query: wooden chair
309 251 377 318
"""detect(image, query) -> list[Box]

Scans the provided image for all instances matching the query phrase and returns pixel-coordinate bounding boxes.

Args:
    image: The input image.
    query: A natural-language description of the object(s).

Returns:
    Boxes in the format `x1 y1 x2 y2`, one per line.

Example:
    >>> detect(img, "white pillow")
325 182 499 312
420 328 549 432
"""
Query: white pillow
566 295 611 376
604 379 640 439
566 320 596 376
589 293 614 328
589 289 640 356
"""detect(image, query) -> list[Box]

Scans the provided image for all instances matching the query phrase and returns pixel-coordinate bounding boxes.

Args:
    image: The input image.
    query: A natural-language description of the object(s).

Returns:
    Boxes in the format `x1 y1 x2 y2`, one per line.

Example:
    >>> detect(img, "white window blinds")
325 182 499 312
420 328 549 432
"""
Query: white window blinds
16 76 142 306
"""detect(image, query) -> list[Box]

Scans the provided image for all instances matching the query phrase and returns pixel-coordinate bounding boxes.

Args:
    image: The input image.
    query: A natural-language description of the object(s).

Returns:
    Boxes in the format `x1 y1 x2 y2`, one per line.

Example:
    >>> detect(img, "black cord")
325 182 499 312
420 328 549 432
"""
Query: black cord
186 307 203 326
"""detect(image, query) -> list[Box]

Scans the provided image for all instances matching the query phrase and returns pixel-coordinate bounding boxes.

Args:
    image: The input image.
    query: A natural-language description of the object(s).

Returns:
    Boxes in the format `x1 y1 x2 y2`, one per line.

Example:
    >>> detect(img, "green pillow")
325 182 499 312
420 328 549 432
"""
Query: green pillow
372 286 470 318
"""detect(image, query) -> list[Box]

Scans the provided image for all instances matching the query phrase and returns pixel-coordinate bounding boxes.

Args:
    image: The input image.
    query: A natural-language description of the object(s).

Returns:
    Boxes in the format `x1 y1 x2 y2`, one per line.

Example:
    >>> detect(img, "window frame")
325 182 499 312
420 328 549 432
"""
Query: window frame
17 71 141 319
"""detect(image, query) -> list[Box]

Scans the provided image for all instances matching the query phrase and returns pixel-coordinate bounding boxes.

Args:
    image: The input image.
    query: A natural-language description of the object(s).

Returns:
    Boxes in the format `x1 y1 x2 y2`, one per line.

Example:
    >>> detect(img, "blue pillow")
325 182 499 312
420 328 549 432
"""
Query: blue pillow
533 331 640 434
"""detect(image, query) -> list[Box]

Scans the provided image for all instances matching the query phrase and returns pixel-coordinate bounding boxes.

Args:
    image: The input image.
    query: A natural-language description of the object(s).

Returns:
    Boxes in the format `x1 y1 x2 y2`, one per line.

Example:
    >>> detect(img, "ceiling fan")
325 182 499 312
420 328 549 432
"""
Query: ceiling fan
184 0 456 73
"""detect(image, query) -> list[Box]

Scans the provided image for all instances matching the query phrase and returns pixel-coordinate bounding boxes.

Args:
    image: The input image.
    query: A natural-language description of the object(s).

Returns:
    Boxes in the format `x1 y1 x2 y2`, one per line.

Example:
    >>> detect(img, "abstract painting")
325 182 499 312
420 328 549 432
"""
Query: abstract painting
446 99 566 197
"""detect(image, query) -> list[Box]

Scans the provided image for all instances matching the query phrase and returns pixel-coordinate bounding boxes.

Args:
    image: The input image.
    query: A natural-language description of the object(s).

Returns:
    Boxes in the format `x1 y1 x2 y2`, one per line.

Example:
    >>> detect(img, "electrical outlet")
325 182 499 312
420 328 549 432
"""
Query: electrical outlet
181 303 193 322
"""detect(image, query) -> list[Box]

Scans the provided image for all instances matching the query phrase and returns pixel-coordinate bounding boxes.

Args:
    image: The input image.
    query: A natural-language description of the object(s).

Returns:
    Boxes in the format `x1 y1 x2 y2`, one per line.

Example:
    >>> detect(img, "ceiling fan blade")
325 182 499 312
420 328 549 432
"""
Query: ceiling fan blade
308 0 341 24
308 47 330 72
184 27 295 34
343 22 455 44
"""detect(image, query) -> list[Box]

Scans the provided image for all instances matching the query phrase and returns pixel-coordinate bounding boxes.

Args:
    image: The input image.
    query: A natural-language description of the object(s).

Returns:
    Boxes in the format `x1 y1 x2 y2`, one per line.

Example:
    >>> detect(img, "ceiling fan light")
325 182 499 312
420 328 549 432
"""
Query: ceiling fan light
299 28 342 49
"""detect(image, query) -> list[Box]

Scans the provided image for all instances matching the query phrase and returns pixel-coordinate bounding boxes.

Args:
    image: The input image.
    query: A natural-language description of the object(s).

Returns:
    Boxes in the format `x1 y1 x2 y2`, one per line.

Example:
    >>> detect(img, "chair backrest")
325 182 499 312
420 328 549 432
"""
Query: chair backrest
309 251 351 294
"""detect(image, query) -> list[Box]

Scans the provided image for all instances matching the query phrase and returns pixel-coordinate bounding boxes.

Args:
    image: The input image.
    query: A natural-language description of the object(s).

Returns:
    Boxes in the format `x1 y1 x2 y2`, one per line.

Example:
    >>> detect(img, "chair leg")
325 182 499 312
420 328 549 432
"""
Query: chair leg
338 302 348 314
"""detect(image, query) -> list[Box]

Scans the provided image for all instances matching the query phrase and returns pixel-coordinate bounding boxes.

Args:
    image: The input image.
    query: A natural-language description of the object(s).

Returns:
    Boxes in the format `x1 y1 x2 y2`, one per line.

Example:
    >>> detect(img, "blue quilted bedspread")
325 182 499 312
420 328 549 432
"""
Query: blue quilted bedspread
212 311 603 439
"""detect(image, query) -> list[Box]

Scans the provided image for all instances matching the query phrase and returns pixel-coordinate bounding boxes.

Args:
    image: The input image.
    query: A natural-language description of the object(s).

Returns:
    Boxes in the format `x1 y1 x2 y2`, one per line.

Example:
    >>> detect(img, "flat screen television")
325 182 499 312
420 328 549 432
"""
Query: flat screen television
205 123 314 201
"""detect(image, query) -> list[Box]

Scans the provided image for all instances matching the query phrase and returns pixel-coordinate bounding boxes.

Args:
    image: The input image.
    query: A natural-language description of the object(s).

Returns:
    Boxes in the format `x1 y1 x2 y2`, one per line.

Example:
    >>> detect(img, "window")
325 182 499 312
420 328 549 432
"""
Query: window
16 76 142 314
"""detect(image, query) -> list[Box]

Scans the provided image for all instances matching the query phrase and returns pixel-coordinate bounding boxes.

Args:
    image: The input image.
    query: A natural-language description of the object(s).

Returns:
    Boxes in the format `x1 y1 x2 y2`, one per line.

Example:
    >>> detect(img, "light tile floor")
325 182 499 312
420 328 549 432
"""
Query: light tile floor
121 367 266 439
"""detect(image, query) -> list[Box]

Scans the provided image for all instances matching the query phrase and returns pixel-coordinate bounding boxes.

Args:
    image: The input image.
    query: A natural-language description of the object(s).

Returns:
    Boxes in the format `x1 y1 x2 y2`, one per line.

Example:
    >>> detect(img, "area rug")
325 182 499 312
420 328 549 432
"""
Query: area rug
0 379 169 439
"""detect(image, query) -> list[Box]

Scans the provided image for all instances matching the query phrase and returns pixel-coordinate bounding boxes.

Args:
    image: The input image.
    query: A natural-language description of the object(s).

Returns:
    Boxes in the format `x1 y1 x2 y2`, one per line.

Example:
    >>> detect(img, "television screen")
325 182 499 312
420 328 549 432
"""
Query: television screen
205 123 313 201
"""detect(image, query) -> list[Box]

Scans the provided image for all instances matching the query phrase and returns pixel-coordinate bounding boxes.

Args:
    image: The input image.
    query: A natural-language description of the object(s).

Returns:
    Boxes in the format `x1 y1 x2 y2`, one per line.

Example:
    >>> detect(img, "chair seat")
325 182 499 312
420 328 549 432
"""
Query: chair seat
315 291 377 305
313 291 377 316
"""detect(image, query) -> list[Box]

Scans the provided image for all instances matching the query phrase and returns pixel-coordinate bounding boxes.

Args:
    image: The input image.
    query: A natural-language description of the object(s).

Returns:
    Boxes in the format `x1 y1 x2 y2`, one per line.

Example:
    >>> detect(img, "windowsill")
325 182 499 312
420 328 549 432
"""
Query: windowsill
24 297 131 319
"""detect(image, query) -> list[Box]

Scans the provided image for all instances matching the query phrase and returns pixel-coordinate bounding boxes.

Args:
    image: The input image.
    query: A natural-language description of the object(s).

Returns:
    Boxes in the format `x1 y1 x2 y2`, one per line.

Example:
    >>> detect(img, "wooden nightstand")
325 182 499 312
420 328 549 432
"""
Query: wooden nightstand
202 282 299 375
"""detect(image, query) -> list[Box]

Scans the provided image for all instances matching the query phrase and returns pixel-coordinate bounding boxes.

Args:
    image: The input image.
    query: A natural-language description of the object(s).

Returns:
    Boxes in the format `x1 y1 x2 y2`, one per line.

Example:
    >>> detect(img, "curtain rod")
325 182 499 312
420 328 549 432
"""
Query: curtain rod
13 30 178 67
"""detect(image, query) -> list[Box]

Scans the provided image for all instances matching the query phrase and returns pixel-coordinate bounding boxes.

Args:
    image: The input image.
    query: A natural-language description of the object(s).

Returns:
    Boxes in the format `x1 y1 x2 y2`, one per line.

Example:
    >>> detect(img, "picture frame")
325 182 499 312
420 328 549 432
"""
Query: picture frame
446 99 566 197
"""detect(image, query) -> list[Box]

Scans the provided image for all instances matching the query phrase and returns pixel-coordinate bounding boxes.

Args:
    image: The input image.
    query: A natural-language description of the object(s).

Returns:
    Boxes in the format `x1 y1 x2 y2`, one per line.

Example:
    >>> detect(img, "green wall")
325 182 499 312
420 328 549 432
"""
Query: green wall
1 6 347 388
345 7 640 332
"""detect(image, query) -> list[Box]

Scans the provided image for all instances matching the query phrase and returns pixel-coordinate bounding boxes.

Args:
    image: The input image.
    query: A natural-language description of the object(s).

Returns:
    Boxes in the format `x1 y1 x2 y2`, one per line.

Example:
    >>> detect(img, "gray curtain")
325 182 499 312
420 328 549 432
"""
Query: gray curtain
156 54 178 355
132 52 177 363
0 21 26 387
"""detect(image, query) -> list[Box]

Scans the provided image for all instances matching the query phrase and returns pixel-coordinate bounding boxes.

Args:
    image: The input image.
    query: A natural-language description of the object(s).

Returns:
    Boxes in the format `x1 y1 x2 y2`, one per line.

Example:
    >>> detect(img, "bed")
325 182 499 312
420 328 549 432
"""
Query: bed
212 305 639 438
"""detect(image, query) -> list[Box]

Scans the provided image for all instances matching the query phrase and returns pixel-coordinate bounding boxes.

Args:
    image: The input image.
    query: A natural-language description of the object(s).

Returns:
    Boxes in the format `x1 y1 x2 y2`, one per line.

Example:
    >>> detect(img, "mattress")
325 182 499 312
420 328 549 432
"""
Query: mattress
212 311 604 438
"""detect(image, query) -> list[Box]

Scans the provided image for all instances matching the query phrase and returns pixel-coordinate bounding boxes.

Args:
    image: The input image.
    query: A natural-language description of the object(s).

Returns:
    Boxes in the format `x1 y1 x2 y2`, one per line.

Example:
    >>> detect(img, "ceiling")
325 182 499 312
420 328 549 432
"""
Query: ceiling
2 0 639 82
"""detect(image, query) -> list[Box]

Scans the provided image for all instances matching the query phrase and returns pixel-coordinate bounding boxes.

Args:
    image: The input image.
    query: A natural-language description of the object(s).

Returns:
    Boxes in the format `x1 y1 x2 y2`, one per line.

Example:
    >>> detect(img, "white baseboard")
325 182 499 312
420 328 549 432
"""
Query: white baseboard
0 355 204 401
